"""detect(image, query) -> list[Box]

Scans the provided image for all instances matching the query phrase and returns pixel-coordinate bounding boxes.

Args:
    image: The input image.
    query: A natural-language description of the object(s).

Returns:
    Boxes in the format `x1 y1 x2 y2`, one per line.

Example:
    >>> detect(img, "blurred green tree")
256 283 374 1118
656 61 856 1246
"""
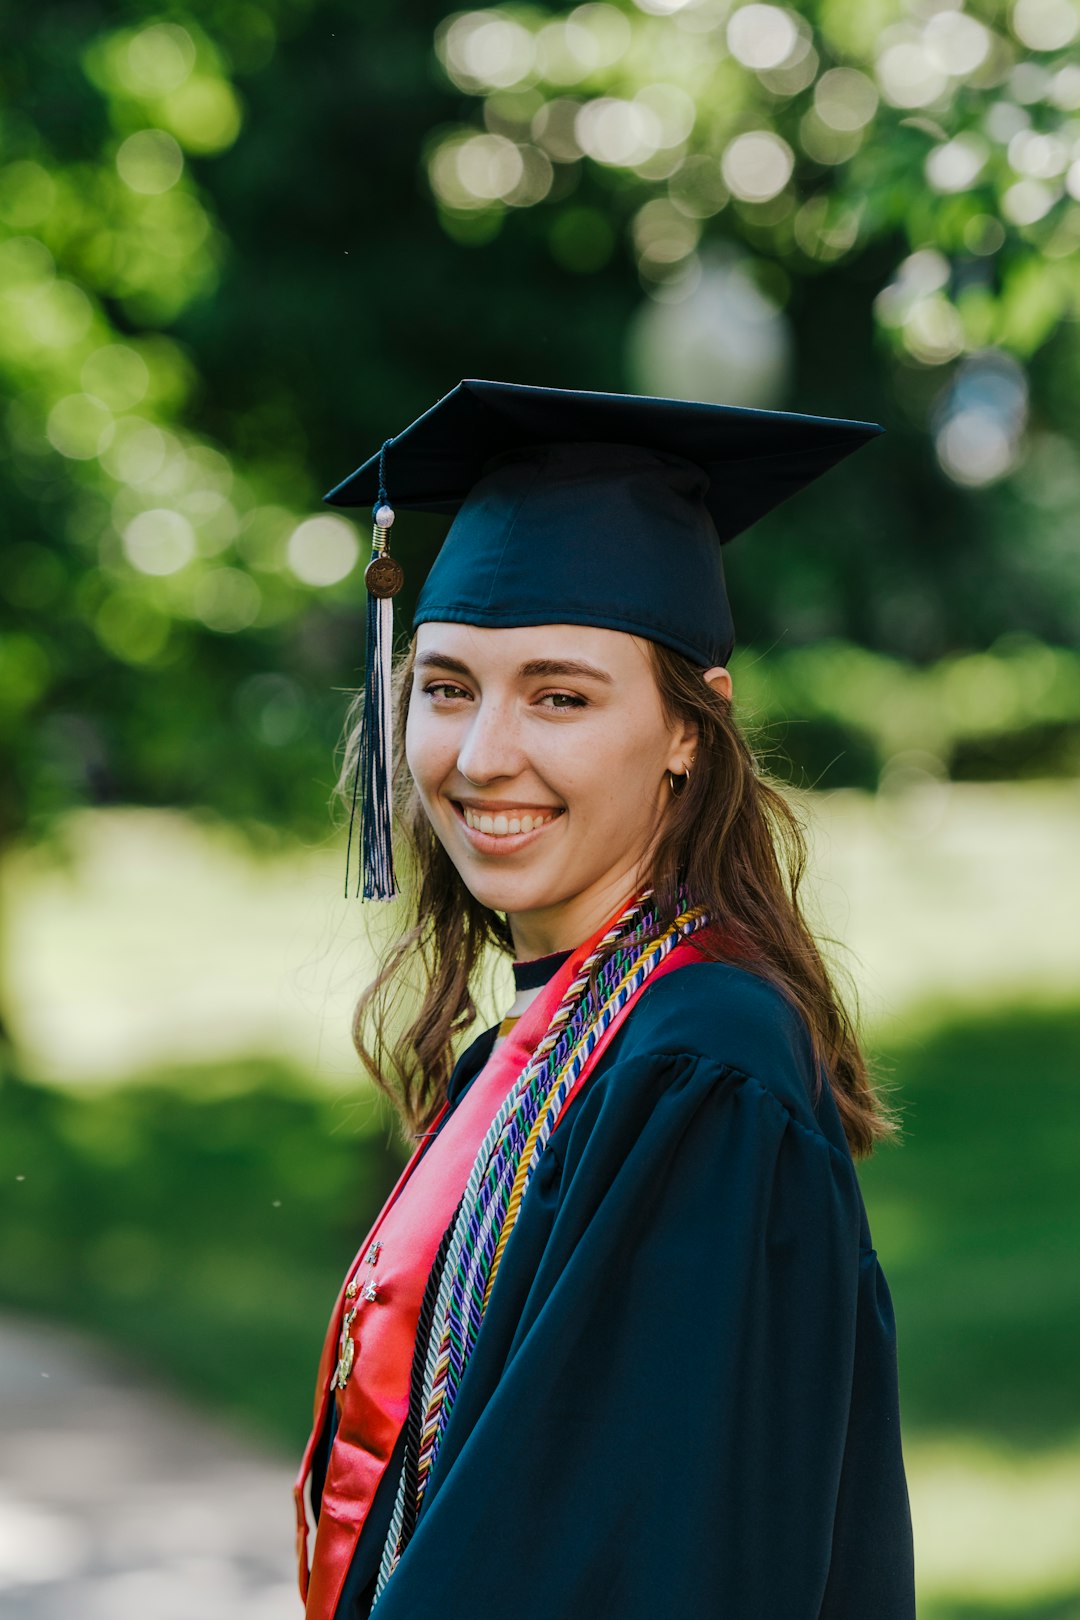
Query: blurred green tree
409 0 1080 657
2 0 1079 1049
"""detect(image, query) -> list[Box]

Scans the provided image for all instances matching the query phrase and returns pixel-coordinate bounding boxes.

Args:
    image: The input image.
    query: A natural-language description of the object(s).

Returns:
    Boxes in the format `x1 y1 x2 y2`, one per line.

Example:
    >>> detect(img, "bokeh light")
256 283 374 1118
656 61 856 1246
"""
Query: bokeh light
875 247 951 325
720 130 794 202
633 0 696 15
1008 128 1070 177
99 419 169 487
429 131 553 209
1001 177 1058 223
726 5 800 71
439 12 535 92
934 350 1029 486
125 22 196 94
926 133 989 193
758 40 818 96
1012 0 1080 51
285 516 359 587
46 395 115 461
160 76 243 154
632 197 701 272
923 11 993 77
1049 62 1080 106
876 36 948 108
628 250 791 405
535 5 631 83
576 97 663 166
122 508 197 575
116 129 185 195
635 83 696 149
455 133 523 199
21 279 94 349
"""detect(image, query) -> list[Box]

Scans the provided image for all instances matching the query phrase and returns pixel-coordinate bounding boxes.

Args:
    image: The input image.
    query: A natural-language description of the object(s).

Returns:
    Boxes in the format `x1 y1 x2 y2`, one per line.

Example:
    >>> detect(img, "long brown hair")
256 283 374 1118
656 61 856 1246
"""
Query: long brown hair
336 636 900 1158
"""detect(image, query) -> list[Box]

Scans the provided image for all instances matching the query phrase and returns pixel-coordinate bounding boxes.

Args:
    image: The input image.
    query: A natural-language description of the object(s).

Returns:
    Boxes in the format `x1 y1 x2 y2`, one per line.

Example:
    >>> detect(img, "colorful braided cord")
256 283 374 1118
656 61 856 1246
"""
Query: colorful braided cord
372 889 709 1601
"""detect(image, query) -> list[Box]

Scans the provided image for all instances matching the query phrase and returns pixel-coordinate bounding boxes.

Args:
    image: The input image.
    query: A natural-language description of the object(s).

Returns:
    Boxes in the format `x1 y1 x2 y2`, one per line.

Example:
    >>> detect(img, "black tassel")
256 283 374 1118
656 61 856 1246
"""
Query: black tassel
345 441 402 900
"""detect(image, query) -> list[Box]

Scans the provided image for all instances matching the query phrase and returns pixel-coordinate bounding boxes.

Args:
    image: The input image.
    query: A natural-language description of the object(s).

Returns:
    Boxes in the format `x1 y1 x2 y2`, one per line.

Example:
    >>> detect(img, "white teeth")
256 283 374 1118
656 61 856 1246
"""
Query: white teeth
462 807 557 836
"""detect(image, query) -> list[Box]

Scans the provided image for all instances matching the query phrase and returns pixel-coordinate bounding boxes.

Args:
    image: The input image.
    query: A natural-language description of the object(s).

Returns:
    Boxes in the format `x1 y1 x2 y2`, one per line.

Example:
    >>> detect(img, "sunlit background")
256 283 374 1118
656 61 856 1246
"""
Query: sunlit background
2 0 1079 1614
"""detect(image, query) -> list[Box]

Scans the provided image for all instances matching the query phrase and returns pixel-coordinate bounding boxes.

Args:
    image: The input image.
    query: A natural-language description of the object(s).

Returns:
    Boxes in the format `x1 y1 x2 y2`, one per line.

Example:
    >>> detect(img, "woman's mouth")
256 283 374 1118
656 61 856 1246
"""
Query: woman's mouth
452 801 565 849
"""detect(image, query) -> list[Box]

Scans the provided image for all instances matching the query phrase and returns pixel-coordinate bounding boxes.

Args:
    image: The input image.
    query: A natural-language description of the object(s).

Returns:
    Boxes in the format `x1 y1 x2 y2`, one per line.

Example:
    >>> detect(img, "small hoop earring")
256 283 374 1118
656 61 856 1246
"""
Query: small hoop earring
667 760 692 796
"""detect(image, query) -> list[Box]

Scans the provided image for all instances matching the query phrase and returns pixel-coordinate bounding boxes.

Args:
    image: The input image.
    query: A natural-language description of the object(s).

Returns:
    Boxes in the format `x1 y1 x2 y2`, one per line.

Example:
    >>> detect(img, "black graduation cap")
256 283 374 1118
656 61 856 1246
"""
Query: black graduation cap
326 379 883 899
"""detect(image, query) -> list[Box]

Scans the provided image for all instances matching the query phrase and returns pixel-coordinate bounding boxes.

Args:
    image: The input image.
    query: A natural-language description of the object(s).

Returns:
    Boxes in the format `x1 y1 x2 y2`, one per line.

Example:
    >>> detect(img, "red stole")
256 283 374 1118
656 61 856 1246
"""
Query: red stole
294 916 709 1618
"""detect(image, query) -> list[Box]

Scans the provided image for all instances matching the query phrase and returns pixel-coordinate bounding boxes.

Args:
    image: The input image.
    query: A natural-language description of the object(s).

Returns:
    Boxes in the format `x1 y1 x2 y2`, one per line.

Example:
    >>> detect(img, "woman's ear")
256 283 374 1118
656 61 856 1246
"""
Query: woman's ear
702 665 732 702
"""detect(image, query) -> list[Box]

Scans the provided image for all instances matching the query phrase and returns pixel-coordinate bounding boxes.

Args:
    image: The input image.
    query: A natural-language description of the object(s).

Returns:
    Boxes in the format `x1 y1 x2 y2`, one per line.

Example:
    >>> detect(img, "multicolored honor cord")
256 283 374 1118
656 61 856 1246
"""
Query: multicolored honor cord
372 889 710 1600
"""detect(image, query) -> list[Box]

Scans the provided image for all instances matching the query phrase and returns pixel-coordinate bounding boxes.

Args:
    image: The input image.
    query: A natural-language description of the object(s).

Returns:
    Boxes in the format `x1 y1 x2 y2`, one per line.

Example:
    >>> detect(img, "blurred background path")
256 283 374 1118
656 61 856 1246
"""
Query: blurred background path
0 1315 297 1620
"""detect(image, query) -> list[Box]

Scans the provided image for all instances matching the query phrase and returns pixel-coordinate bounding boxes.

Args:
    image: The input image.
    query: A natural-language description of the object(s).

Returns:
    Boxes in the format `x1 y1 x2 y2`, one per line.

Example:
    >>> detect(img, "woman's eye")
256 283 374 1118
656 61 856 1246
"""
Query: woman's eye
423 682 471 702
539 691 587 710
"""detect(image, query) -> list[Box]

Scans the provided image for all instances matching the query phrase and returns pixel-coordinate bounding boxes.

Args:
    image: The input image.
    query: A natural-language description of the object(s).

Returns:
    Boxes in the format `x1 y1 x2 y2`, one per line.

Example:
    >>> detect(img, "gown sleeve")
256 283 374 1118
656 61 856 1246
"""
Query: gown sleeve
366 973 915 1620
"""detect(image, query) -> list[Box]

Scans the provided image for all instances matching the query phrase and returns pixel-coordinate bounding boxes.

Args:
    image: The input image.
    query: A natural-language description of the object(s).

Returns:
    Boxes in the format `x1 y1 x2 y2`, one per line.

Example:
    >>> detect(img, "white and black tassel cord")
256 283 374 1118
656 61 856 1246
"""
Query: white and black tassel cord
344 437 401 901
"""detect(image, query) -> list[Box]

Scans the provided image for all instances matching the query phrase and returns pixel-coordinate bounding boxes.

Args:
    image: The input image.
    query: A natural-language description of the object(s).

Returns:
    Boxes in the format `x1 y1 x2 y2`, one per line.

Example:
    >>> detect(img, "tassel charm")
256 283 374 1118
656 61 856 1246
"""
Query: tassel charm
345 452 403 900
365 504 404 600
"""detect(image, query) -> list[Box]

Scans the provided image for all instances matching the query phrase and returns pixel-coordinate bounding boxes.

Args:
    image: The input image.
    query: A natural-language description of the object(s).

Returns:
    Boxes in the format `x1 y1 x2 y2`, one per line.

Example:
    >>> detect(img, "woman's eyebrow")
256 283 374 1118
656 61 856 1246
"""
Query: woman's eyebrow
518 659 613 683
415 653 613 684
414 652 473 676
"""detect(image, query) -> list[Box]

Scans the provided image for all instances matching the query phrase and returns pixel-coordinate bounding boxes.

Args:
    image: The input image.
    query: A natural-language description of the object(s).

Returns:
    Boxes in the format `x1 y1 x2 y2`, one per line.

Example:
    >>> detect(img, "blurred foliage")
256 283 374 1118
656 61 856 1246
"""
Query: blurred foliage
2 994 1078 1455
0 1054 404 1448
733 631 1080 786
426 0 1080 366
858 997 1080 1448
0 1 363 865
1 0 1078 865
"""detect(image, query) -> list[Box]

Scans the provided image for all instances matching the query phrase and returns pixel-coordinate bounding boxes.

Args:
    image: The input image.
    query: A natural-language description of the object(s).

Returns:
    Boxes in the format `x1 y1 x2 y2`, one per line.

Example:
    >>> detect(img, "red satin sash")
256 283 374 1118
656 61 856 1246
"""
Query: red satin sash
295 916 710 1618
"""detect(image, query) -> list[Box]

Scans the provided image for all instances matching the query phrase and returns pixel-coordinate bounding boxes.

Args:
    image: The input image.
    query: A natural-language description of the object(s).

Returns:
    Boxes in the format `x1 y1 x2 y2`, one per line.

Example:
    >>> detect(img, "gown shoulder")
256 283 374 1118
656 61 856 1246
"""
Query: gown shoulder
573 954 857 1169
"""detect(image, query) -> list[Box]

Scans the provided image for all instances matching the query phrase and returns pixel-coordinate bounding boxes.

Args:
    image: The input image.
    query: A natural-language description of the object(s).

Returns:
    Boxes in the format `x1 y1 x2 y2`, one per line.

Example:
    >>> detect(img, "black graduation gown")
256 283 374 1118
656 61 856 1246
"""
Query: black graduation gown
315 959 915 1618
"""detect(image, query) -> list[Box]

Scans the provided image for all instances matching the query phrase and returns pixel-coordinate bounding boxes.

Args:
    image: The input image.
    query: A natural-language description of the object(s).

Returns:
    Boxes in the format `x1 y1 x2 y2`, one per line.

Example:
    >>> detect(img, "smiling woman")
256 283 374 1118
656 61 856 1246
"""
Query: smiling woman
294 381 916 1620
405 625 708 954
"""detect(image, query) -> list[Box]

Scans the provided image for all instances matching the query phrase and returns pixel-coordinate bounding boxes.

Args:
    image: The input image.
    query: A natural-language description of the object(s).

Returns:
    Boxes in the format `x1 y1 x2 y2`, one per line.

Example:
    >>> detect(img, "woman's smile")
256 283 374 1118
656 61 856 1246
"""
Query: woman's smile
451 798 566 849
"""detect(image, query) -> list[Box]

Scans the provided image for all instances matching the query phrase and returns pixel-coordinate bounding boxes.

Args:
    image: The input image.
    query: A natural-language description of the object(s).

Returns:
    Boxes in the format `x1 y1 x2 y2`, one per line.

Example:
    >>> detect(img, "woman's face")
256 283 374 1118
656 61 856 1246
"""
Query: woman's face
405 621 699 957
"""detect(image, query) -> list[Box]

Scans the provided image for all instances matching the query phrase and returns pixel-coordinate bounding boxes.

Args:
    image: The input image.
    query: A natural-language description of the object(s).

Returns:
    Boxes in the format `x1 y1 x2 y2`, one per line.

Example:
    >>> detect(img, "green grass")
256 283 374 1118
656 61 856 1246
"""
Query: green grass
3 1000 1079 1617
0 1056 407 1450
860 999 1080 1451
926 1600 1080 1620
3 999 1078 1456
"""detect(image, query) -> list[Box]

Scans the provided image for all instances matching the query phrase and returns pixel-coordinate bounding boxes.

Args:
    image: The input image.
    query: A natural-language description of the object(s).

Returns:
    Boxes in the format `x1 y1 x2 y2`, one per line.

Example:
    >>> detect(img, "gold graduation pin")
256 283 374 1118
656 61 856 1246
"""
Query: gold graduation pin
332 1305 357 1389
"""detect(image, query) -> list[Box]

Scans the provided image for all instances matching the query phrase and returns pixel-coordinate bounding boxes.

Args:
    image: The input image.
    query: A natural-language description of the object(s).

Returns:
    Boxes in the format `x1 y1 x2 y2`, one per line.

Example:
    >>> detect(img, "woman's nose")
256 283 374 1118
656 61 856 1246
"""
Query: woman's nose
455 701 521 784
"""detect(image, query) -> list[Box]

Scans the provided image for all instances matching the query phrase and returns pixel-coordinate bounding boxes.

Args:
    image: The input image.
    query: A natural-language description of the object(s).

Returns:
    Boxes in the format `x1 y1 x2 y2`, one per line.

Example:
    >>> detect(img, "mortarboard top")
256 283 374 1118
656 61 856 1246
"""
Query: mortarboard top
324 379 883 669
325 379 884 899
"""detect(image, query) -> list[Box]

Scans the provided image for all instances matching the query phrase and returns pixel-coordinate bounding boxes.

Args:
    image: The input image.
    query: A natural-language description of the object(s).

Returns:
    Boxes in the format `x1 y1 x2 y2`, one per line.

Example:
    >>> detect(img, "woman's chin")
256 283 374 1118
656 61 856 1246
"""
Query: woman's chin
458 873 557 918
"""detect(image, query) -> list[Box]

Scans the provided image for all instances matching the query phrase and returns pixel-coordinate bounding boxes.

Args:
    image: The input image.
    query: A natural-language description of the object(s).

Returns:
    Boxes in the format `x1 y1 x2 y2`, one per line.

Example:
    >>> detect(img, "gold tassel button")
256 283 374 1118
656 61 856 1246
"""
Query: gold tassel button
365 503 403 598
